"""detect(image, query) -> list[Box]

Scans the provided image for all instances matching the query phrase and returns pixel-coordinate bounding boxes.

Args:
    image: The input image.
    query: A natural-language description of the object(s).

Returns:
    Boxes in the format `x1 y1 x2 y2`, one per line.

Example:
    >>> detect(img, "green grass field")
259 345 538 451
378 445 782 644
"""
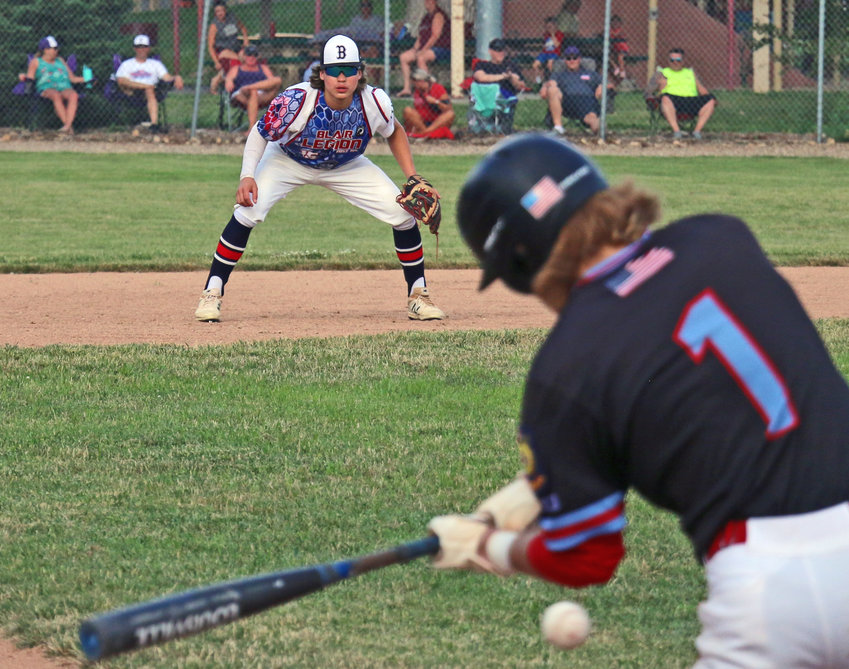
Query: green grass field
2 149 849 667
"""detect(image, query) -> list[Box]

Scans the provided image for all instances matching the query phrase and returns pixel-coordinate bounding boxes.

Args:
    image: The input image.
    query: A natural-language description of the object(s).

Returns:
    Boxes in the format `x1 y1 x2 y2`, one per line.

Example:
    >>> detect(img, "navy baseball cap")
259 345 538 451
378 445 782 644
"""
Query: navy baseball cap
489 38 506 51
38 35 59 50
563 45 581 58
244 44 259 56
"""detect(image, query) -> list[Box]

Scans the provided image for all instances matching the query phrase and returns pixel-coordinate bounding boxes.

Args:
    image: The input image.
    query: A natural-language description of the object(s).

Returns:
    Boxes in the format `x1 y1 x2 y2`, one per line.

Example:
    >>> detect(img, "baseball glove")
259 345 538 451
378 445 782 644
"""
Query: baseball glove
396 174 442 234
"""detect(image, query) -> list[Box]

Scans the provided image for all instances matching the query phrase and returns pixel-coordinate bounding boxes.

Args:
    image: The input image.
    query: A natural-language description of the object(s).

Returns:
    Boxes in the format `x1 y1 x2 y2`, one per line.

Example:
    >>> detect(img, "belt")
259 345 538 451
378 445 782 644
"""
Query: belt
705 519 747 561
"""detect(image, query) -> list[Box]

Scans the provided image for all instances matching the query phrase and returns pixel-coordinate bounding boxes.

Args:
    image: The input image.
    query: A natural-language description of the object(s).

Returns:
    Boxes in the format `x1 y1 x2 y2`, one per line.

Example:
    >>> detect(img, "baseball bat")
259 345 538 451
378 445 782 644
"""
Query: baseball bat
78 534 439 662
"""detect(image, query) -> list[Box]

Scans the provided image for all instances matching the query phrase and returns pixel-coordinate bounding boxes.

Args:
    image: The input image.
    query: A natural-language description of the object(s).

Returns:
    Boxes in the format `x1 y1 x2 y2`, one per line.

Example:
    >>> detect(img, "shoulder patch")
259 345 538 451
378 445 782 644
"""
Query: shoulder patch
604 247 675 297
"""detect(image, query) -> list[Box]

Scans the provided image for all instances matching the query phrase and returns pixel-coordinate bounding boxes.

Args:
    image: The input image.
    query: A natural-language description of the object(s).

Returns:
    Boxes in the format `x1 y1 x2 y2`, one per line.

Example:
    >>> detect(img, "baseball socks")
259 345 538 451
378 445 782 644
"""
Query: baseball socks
195 215 253 322
393 226 446 321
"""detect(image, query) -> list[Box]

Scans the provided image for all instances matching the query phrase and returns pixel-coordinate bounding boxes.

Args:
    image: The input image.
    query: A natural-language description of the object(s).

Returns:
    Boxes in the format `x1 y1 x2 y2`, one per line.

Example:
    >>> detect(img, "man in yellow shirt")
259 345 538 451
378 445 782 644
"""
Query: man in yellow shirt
654 48 716 140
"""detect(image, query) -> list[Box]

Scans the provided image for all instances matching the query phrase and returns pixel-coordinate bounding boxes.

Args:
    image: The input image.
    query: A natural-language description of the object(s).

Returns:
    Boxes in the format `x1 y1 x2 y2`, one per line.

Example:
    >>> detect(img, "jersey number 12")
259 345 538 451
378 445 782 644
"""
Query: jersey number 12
674 288 799 438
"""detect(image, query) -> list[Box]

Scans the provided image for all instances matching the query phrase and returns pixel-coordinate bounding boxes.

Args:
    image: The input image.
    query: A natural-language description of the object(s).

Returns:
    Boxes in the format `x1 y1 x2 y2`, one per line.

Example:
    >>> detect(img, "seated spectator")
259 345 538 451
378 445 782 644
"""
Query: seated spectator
652 47 716 139
532 17 565 84
608 15 630 80
402 68 454 139
115 34 184 132
539 45 604 134
473 38 527 100
208 0 249 94
225 45 282 133
397 0 450 97
554 0 581 38
20 35 85 134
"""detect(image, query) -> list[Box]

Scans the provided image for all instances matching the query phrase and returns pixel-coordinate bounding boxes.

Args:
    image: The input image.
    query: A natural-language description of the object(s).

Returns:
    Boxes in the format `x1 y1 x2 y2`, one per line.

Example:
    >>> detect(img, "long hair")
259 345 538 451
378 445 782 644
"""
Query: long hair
532 182 660 312
308 65 368 92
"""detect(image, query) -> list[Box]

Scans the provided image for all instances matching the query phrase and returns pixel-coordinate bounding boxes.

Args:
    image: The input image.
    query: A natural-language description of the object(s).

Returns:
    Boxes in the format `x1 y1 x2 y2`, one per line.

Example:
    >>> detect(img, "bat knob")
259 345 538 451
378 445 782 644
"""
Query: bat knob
79 622 103 661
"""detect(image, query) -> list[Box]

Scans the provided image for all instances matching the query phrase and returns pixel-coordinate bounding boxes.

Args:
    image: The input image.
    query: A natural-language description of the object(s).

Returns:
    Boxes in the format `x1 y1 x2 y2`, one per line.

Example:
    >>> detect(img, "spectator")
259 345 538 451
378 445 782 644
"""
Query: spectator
531 17 565 85
608 15 630 80
21 35 85 134
539 45 604 134
115 34 184 132
653 47 716 140
554 0 581 38
225 45 282 133
208 0 249 94
473 38 527 100
402 68 455 140
397 0 450 97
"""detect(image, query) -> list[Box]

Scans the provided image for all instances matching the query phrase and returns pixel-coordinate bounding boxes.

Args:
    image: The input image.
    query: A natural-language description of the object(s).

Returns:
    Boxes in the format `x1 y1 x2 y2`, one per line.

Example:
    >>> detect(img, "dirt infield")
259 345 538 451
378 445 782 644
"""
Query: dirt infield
3 267 848 348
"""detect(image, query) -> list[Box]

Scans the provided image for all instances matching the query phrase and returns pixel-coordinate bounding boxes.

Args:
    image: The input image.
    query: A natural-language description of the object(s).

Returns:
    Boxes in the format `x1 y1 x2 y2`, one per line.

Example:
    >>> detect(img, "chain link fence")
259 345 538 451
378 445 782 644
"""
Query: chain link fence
2 0 847 140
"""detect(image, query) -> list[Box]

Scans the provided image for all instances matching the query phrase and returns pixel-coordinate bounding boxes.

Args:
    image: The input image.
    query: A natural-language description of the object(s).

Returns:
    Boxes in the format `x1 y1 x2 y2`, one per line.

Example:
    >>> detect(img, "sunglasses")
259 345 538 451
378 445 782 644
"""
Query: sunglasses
324 65 359 77
565 56 580 61
669 56 683 62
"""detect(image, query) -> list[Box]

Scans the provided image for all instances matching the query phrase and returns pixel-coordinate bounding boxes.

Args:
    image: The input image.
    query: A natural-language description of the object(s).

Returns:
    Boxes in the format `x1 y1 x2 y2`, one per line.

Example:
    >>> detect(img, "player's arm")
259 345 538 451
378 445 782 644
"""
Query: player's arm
236 125 268 206
386 119 418 180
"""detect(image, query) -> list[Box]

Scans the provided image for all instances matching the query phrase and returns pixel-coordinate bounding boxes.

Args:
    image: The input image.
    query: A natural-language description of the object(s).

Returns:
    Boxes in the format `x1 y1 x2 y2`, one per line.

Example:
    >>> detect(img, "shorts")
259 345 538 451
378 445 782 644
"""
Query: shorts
431 47 450 62
231 88 268 102
563 95 600 120
662 93 715 117
535 52 560 65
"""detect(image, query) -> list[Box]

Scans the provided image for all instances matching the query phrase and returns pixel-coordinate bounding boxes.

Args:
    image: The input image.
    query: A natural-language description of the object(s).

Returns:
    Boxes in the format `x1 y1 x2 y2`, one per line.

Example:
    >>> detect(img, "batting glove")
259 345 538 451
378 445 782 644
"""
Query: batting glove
428 515 515 576
473 475 541 531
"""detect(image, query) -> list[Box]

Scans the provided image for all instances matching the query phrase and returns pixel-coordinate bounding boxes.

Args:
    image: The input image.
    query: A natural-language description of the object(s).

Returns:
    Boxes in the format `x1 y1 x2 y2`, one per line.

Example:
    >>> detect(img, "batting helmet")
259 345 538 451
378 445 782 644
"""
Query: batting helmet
457 133 608 293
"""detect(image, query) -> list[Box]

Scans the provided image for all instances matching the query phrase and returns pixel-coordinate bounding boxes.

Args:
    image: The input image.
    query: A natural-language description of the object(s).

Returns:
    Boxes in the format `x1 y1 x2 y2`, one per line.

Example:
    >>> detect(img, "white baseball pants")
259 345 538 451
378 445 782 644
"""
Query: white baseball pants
695 502 849 668
233 144 415 230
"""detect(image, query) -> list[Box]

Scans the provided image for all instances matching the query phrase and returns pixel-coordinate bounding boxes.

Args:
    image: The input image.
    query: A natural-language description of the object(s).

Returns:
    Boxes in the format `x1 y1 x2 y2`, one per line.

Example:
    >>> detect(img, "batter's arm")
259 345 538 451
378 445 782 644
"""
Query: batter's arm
386 119 417 180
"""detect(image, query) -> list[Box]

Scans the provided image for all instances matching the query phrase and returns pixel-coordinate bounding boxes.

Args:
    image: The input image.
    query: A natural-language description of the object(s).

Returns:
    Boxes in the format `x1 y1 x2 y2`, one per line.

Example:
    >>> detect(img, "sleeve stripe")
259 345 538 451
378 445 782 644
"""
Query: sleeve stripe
544 516 627 552
539 491 624 531
370 89 390 123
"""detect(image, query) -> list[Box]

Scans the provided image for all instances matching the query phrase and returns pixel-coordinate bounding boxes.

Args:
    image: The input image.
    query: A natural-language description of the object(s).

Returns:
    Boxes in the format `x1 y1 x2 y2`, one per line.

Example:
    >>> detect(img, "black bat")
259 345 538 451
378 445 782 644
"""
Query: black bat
78 535 439 662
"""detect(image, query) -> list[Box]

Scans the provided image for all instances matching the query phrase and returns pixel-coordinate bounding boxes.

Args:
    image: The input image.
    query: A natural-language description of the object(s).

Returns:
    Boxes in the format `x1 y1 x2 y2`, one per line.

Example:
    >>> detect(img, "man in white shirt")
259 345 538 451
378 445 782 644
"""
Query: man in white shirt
115 34 183 130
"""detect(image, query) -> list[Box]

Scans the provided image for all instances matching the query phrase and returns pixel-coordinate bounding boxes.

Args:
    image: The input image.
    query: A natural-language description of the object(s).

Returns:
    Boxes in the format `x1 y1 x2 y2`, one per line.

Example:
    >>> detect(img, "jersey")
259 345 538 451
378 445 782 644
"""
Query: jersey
257 84 395 170
520 215 849 560
115 57 168 86
661 67 698 97
550 68 601 98
35 59 71 93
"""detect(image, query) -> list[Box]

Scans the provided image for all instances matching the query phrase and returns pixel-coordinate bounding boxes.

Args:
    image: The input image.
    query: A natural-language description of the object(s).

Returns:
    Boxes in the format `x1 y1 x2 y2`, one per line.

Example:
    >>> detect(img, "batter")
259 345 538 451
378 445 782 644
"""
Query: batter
195 35 445 322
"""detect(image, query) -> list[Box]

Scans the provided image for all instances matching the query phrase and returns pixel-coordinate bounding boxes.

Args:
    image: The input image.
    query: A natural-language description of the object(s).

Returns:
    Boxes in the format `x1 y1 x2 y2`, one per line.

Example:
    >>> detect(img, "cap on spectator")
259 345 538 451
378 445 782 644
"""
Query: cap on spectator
563 45 581 58
321 35 361 67
38 36 59 50
488 38 506 51
244 44 259 56
133 34 151 47
411 68 435 82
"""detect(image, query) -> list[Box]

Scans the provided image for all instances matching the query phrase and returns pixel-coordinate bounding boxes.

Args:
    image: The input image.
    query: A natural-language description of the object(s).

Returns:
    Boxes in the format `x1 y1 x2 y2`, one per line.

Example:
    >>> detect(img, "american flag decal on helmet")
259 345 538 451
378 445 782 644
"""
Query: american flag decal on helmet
520 176 564 219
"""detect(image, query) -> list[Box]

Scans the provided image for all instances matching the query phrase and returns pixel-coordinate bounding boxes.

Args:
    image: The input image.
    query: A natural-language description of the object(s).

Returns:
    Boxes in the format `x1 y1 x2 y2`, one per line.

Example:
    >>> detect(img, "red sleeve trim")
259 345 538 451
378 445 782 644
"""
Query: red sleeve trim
526 532 624 588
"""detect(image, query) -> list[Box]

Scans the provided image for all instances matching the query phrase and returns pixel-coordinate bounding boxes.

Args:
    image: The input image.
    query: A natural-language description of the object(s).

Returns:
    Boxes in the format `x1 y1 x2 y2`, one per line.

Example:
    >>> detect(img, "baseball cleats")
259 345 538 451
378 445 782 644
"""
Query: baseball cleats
194 288 222 322
407 286 446 320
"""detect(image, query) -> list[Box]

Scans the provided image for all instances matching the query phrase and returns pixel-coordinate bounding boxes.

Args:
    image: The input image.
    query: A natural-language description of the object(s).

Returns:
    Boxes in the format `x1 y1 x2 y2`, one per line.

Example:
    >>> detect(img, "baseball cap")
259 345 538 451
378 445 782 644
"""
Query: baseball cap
563 45 581 58
133 34 151 47
321 35 361 67
411 68 434 82
38 36 59 50
244 44 259 56
488 38 506 51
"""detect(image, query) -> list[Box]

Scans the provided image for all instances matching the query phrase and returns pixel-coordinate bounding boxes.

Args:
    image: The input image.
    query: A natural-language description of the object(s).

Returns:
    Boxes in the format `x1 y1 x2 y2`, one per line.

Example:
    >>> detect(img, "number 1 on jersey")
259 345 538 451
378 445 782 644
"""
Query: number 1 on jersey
674 288 799 438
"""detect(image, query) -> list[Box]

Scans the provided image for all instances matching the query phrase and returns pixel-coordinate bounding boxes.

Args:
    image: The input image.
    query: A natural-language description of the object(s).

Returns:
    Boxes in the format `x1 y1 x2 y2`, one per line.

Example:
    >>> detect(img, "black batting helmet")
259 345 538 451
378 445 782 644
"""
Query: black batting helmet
457 133 608 293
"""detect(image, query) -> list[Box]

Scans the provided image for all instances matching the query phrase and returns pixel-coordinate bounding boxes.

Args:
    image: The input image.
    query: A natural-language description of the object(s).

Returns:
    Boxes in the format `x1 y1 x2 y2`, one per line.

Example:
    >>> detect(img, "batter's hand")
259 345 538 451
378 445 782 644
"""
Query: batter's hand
236 177 258 207
473 475 541 531
428 515 504 574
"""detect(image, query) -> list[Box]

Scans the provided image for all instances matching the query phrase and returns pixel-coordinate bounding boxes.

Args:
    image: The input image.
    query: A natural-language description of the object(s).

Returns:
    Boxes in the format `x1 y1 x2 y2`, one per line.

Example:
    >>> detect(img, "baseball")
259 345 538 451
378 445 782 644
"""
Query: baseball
541 601 591 650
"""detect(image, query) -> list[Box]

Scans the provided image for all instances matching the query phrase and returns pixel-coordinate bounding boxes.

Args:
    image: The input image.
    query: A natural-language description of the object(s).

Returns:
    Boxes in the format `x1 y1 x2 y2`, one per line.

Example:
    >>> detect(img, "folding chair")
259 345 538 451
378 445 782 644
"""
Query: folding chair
645 94 698 135
466 81 517 136
218 88 246 132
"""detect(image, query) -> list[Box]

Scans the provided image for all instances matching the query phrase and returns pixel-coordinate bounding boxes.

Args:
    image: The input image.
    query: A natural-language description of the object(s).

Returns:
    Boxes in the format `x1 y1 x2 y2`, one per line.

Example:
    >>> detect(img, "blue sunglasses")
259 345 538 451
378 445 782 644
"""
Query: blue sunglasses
324 65 359 77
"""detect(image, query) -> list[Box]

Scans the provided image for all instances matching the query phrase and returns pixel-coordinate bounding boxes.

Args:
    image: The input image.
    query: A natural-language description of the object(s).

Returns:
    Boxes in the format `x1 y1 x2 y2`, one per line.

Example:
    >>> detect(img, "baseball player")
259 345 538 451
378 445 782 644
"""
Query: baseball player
428 133 849 667
195 34 445 322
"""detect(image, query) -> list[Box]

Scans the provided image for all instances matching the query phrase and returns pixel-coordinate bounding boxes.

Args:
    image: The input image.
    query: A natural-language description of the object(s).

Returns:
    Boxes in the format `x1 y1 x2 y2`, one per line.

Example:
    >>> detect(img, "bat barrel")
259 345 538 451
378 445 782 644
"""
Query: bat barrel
79 566 337 661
